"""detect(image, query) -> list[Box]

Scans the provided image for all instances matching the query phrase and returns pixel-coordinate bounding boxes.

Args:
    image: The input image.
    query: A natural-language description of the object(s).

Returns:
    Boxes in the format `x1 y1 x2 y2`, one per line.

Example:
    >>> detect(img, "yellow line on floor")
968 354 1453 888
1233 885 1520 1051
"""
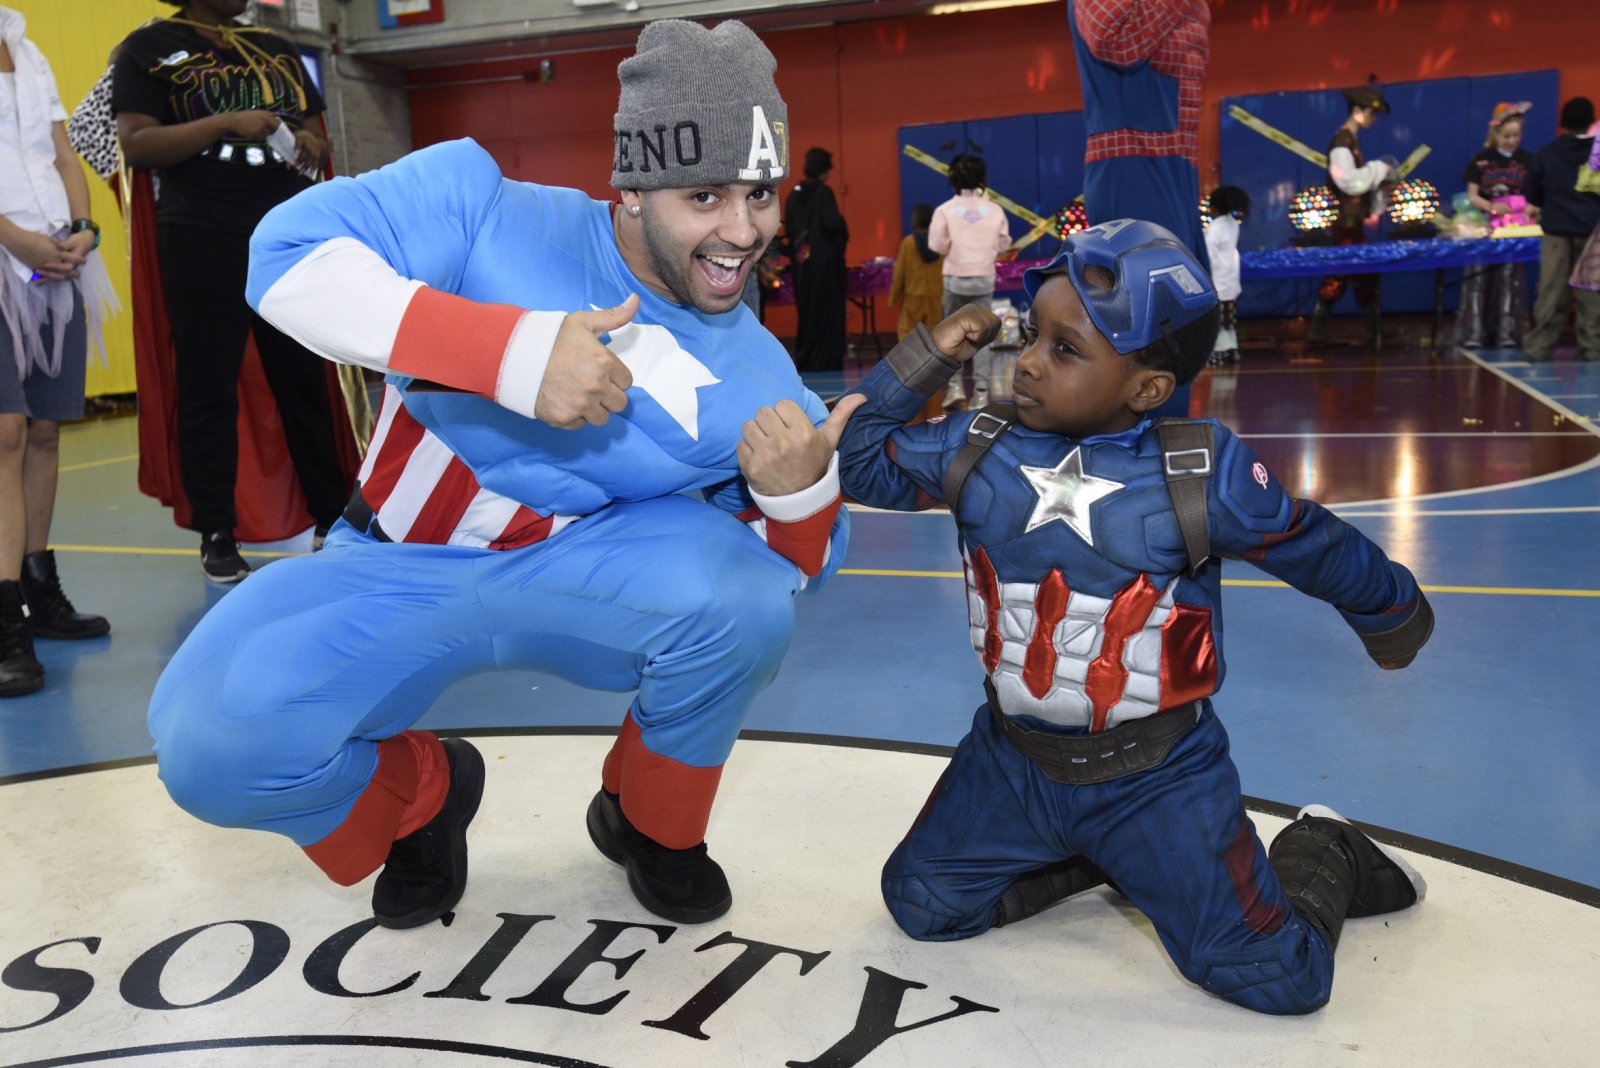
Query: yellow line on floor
58 453 139 472
840 569 1600 597
49 544 300 559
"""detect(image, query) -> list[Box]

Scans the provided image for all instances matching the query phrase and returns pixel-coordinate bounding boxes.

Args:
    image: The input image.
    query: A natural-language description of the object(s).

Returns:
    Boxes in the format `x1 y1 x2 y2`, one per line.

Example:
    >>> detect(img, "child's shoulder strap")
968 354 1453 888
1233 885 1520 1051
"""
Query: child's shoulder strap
941 402 1017 515
1155 417 1215 577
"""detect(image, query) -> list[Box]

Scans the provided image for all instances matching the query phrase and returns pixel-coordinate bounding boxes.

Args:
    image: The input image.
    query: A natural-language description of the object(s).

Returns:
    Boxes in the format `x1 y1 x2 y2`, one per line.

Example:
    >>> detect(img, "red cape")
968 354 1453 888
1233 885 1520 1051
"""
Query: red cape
121 168 361 542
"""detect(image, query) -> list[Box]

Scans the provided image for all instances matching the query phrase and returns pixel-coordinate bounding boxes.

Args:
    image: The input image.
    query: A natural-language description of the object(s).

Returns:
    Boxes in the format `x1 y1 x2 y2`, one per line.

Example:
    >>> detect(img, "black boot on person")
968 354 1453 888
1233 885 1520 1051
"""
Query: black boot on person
1305 299 1347 348
371 737 486 929
587 788 732 924
20 550 109 639
0 580 44 697
993 855 1116 928
1268 804 1426 949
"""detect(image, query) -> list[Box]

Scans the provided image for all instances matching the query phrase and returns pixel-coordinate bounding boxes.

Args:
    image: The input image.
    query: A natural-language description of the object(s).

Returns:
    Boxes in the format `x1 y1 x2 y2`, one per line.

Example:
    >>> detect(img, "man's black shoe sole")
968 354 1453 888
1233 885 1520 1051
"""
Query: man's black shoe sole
586 790 731 925
374 737 486 930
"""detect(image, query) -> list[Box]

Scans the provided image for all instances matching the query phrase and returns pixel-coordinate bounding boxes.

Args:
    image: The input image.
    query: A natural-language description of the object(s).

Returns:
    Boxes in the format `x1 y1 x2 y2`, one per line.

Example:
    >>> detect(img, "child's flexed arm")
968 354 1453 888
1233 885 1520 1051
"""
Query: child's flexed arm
835 305 1001 511
1207 428 1434 671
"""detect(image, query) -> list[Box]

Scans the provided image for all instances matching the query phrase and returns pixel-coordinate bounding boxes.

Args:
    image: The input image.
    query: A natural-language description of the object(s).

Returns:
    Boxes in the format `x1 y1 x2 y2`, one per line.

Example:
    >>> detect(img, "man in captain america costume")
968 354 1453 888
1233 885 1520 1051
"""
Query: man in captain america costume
835 220 1435 1014
147 19 864 930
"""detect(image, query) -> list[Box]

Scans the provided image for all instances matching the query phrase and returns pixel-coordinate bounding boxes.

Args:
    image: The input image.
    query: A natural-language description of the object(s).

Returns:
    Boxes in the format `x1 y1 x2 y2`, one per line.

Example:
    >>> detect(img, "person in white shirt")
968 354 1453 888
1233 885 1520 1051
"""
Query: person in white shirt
930 154 1011 409
1204 185 1249 366
0 6 118 698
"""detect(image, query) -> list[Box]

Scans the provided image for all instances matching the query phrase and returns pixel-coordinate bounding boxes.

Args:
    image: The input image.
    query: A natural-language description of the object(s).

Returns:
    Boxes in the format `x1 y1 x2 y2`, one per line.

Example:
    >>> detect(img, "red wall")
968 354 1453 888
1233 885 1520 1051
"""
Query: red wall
408 0 1597 333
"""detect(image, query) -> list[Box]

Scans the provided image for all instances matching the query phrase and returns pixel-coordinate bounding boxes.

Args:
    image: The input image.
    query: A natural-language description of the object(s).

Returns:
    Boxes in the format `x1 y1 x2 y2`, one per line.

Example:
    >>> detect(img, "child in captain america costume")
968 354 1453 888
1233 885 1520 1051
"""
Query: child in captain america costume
147 19 867 931
835 220 1435 1014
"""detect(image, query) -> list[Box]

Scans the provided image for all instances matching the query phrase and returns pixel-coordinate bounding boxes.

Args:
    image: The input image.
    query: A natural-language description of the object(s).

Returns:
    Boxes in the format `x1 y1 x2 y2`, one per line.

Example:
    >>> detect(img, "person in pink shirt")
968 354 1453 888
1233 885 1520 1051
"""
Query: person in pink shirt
930 154 1011 409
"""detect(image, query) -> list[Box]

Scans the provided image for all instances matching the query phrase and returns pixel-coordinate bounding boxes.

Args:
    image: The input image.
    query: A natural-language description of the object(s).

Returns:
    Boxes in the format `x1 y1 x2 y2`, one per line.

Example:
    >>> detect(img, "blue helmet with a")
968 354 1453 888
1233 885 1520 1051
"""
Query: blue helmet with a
1023 219 1217 356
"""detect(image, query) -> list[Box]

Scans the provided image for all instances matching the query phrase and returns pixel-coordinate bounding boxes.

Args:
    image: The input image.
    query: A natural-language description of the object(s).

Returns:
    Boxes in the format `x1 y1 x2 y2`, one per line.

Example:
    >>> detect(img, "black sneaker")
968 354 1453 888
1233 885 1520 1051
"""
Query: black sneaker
200 531 251 584
372 737 486 929
586 788 731 924
1297 804 1426 917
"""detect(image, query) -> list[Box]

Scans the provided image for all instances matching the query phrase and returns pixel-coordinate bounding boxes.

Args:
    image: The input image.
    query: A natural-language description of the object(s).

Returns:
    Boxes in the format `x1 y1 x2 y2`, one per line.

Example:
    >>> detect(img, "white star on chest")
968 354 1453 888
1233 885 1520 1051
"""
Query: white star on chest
1019 447 1124 545
600 317 720 440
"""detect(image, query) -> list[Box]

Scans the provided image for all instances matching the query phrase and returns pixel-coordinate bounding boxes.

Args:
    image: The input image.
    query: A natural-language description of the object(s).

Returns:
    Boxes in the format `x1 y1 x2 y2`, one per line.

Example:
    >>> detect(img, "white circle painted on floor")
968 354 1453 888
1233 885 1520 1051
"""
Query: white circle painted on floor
2 736 1596 1067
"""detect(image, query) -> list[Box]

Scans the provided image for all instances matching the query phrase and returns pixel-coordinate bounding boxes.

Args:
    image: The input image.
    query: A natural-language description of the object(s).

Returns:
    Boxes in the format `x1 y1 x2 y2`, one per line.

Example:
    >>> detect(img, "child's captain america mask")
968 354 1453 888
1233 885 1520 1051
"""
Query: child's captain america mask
1023 219 1216 355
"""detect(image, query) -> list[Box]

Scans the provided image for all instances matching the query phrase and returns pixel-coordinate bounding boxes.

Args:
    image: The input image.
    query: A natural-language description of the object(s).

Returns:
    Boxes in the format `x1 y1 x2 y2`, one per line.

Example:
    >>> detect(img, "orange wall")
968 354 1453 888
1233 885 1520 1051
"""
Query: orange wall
408 0 1597 284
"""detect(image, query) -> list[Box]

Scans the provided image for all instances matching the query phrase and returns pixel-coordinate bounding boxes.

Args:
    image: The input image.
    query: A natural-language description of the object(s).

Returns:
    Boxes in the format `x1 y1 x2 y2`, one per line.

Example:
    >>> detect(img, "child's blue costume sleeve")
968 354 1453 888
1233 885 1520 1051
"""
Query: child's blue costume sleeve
1205 425 1432 664
837 325 968 511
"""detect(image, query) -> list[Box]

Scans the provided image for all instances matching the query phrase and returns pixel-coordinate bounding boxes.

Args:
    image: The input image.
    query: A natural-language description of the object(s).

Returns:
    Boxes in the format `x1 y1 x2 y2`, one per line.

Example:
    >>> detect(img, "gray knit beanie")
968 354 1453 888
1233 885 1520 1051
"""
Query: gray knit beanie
611 20 789 191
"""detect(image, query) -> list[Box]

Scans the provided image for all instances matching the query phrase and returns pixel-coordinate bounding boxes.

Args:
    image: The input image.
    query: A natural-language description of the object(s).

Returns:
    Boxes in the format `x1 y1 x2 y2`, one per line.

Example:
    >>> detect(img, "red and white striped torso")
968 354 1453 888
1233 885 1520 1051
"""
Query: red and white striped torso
356 384 578 550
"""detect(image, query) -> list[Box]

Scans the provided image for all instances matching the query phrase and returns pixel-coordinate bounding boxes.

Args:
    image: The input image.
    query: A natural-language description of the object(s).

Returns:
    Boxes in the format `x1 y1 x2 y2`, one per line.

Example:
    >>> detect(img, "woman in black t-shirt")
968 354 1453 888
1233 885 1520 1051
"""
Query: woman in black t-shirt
1456 103 1539 349
112 0 350 583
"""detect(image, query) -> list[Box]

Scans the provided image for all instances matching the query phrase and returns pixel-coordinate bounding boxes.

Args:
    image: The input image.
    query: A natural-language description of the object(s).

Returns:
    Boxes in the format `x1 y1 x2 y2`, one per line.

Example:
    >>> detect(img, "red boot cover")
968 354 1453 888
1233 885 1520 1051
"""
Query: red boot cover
302 730 449 885
600 708 638 796
621 727 724 849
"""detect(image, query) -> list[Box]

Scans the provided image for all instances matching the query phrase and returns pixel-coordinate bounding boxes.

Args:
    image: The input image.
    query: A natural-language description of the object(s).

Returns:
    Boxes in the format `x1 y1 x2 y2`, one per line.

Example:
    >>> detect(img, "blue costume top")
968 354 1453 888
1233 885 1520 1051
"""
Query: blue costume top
247 138 846 571
838 335 1425 731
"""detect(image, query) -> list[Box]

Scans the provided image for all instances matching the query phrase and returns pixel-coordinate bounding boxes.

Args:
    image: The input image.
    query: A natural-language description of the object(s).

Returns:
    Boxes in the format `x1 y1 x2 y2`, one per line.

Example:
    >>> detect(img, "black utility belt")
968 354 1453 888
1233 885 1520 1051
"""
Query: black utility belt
200 141 292 167
341 484 391 543
985 677 1199 785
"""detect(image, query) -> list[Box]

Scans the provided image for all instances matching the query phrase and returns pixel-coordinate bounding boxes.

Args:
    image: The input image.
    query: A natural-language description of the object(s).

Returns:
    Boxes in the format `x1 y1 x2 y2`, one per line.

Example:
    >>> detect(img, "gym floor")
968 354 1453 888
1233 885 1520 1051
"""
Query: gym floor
3 319 1597 1066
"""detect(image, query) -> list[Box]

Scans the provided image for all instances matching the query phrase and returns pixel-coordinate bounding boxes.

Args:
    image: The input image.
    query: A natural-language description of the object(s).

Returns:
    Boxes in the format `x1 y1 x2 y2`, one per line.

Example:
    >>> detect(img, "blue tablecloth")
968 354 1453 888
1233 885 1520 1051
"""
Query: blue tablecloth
784 238 1541 309
1238 236 1542 279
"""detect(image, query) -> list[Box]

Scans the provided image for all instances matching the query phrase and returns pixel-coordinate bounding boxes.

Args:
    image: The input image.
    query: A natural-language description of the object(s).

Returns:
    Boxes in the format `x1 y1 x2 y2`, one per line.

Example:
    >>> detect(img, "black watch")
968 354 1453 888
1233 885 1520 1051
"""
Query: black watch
70 218 101 250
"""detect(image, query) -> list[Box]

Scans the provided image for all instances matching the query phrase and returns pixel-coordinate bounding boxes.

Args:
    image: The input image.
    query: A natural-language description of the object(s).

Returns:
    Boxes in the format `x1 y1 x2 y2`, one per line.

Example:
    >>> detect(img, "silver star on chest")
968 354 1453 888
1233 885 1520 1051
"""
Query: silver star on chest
1020 447 1124 544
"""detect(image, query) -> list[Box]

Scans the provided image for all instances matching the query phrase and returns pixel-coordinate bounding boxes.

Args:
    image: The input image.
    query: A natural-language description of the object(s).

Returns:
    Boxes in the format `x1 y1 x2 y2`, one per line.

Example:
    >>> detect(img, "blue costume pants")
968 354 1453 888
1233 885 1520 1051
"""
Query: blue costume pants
148 494 800 848
883 701 1337 1015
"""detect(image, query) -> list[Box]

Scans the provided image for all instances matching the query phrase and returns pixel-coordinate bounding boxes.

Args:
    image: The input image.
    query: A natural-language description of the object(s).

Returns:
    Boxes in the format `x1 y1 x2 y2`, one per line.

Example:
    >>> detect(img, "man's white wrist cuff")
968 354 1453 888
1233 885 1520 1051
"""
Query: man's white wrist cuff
496 311 565 417
750 452 841 521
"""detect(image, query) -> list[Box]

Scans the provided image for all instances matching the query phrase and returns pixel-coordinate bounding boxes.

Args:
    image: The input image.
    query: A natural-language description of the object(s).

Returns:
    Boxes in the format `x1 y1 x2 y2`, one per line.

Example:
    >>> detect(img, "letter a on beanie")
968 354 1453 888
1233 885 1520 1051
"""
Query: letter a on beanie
612 20 790 191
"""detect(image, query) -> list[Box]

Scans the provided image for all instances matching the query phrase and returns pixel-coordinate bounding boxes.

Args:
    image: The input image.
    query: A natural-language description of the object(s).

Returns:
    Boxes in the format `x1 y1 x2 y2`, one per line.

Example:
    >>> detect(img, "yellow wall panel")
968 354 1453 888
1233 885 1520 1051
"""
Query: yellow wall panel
12 1 176 397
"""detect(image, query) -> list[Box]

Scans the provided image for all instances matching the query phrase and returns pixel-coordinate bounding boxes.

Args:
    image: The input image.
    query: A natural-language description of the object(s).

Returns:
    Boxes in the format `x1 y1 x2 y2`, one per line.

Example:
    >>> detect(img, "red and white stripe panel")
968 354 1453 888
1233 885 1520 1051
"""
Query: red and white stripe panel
357 384 574 550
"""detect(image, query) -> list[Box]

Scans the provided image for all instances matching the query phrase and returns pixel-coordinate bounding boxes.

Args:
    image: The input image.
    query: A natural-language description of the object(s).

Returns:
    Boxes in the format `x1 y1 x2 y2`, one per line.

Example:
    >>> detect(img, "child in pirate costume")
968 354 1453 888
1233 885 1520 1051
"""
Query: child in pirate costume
835 220 1434 1014
1308 84 1398 350
149 20 853 931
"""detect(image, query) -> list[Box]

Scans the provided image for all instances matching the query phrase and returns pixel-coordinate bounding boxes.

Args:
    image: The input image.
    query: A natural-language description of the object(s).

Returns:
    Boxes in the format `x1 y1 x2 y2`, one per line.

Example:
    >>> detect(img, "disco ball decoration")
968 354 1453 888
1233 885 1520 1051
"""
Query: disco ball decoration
1288 185 1337 231
1386 178 1440 226
1052 200 1089 238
